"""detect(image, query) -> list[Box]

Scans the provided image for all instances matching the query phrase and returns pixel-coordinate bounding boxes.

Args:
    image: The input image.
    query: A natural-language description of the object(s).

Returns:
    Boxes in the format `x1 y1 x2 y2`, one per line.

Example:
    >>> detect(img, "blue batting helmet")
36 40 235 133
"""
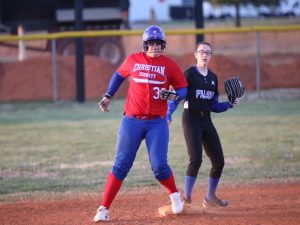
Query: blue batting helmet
142 26 166 52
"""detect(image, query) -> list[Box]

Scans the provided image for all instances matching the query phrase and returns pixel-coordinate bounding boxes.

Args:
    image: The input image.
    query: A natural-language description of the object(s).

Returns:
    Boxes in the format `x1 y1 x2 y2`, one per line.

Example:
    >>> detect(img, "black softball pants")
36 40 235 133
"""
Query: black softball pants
182 109 224 179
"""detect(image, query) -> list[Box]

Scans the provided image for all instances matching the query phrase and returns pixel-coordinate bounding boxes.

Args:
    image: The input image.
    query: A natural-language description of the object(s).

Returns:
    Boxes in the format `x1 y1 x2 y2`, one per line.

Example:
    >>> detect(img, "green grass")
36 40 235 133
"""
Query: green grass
0 99 299 200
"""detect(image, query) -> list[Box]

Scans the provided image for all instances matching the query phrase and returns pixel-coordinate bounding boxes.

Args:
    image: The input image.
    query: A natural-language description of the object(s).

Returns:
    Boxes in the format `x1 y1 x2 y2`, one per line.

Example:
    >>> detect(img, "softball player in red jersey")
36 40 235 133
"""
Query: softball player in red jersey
94 26 187 222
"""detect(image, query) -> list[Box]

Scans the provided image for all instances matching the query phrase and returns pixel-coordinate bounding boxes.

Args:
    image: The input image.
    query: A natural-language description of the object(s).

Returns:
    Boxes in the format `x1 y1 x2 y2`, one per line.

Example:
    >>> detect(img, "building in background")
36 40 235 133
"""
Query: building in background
128 0 299 23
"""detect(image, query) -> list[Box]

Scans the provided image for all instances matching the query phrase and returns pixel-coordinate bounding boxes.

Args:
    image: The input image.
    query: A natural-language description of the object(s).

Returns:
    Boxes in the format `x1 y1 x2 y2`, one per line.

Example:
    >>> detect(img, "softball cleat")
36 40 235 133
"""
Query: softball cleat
203 196 228 208
94 206 109 222
183 196 192 205
169 192 183 214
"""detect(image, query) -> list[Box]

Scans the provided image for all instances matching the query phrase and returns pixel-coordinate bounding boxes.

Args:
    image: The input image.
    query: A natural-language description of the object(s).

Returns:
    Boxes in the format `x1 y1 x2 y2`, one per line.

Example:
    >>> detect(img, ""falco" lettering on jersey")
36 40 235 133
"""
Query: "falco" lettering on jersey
196 89 214 99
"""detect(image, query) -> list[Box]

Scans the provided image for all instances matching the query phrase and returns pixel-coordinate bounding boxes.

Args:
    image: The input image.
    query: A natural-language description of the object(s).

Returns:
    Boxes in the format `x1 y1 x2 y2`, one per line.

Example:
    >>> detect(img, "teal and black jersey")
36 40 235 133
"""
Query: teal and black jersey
183 66 232 113
184 66 218 112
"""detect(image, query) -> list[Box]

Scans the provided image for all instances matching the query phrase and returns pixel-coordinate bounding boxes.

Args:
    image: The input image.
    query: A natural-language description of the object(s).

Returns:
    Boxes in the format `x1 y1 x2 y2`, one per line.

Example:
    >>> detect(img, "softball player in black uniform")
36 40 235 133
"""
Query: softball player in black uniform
167 41 240 207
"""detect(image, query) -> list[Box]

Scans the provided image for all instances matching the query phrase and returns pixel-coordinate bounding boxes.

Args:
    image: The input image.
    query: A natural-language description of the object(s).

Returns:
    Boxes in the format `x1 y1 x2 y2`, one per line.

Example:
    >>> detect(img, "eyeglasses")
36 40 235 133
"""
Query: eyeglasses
196 50 212 56
146 40 164 46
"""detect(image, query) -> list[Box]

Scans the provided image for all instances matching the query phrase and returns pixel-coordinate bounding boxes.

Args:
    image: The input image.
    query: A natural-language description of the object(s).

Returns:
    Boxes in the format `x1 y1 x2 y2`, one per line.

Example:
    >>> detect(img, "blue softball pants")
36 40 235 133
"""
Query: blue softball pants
112 116 172 181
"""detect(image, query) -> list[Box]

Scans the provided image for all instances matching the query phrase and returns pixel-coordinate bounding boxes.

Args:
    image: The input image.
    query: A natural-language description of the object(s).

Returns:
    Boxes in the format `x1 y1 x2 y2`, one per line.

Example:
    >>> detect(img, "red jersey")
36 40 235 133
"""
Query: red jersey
117 52 187 116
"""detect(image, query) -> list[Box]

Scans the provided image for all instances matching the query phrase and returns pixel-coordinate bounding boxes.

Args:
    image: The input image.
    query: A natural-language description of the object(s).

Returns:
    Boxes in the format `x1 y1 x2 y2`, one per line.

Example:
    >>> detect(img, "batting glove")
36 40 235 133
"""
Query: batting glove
159 88 180 101
98 94 111 112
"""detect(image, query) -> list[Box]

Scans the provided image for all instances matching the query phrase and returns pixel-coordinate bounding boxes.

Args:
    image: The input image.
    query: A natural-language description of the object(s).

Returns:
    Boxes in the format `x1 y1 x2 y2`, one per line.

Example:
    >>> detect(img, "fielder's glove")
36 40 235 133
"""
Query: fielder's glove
224 77 245 105
98 94 111 112
159 88 180 101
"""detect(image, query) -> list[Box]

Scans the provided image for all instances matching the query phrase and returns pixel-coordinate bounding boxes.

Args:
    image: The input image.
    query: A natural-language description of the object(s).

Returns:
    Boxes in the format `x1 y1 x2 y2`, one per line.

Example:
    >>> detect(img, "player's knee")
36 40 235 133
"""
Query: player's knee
189 158 202 170
211 160 225 178
152 164 171 180
218 158 225 171
112 165 130 181
193 158 202 168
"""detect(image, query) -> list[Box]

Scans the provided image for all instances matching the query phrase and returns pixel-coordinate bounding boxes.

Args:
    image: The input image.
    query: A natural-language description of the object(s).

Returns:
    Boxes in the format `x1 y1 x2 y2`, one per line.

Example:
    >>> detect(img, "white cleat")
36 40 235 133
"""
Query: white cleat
93 206 109 222
169 192 183 214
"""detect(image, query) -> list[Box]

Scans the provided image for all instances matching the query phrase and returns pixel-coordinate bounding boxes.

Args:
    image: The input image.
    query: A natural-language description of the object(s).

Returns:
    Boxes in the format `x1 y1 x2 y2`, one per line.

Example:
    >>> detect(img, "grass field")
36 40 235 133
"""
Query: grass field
0 98 299 201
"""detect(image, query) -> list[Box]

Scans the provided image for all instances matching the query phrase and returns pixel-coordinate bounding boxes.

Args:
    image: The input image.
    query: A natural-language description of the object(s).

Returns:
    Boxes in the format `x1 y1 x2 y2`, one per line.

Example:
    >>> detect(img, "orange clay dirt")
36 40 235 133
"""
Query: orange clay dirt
1 183 300 225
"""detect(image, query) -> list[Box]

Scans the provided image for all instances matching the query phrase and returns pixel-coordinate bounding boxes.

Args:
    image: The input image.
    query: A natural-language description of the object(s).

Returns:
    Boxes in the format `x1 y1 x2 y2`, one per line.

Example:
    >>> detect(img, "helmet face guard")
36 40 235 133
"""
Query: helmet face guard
142 26 167 52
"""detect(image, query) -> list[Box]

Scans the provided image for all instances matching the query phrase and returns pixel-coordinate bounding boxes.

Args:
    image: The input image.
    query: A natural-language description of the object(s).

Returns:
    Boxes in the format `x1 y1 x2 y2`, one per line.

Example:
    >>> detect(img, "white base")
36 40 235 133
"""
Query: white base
158 203 203 217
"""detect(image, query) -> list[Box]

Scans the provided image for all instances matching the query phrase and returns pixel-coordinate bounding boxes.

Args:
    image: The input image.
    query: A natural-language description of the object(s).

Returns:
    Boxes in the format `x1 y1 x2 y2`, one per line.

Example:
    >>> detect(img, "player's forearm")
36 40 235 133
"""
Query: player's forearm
166 100 179 122
167 100 179 114
105 71 126 98
210 96 232 113
175 87 187 101
167 87 187 113
166 87 187 121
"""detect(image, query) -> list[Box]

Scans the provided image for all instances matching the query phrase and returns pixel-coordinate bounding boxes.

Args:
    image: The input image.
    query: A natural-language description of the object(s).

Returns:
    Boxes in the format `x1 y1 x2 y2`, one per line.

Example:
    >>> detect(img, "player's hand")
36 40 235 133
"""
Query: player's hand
229 97 241 107
233 97 241 105
159 88 180 101
98 96 111 112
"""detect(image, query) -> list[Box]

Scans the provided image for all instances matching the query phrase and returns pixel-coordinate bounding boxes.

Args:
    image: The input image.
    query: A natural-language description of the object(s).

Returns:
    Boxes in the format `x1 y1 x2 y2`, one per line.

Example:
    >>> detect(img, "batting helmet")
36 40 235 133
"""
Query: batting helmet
142 26 166 52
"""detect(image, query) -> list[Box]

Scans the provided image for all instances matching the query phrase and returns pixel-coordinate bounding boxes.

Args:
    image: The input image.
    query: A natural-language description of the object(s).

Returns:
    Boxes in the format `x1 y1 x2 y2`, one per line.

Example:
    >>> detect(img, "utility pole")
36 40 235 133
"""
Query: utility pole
74 0 85 102
195 0 204 43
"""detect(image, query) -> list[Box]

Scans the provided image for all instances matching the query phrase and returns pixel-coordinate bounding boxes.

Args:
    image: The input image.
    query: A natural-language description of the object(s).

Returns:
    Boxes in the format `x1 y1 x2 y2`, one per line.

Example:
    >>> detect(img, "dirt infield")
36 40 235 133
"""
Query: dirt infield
1 183 300 225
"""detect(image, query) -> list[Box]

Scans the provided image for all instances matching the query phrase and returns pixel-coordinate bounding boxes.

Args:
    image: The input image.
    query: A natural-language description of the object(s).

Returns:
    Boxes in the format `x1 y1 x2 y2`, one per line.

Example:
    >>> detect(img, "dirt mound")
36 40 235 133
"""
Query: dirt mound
0 53 299 101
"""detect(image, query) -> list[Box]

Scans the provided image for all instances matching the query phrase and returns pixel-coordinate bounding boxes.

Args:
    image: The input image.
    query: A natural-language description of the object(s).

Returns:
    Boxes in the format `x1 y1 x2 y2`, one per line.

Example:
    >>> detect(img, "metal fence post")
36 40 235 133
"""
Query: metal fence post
255 31 261 99
51 39 58 101
18 25 26 61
